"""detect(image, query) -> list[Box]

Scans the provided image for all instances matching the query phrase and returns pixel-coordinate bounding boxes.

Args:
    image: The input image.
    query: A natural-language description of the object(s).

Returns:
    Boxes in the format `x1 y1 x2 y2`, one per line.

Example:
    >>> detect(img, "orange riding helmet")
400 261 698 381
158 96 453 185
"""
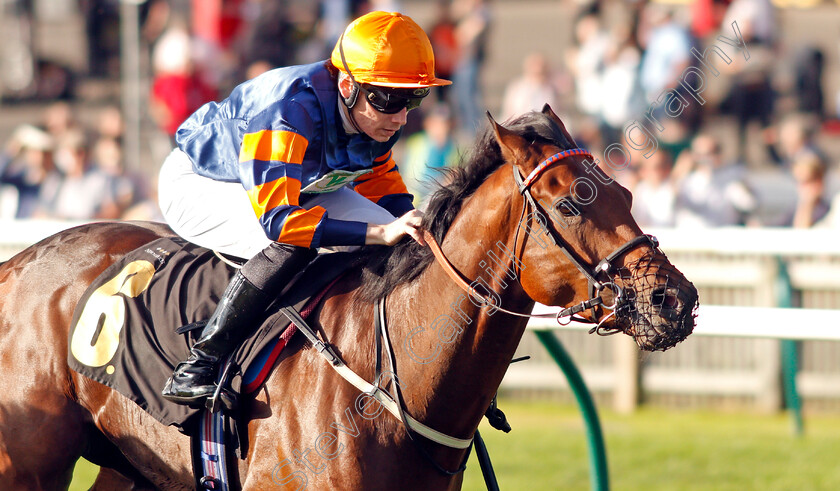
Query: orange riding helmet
331 11 452 88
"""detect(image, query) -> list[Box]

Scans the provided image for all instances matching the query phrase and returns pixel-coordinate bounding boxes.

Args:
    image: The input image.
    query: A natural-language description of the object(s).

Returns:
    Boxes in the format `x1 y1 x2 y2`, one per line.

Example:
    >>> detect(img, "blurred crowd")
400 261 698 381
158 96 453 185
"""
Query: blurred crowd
499 0 840 229
559 0 840 230
0 102 157 220
2 0 840 228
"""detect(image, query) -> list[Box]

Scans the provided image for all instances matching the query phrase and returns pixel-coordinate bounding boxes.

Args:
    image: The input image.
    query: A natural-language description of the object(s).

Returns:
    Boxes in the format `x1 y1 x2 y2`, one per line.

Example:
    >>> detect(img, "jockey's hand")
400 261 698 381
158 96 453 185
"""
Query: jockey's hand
366 209 427 246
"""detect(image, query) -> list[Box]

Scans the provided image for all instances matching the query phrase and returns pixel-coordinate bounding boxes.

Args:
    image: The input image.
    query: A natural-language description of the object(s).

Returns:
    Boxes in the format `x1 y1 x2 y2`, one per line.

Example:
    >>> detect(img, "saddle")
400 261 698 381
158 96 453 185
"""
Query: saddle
67 236 360 432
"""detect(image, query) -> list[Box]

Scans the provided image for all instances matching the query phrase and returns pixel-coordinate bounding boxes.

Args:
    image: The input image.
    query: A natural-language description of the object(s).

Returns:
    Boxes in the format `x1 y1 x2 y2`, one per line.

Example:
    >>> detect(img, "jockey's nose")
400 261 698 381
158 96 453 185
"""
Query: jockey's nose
391 107 408 126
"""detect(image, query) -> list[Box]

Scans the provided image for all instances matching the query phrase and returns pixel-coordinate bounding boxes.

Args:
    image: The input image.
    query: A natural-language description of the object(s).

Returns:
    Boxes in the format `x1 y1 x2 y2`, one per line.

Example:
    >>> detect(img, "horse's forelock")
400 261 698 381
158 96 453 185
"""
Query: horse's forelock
503 111 574 149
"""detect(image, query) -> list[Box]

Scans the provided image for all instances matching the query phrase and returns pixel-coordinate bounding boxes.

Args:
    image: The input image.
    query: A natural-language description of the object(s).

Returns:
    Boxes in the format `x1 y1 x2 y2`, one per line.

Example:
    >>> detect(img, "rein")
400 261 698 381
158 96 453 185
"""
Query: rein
294 146 661 476
280 303 473 449
421 230 559 320
328 147 659 476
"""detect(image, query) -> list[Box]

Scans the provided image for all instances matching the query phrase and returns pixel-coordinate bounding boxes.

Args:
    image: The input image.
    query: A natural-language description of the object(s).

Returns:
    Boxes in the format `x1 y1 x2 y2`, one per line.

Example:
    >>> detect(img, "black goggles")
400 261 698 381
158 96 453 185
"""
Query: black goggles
358 84 430 114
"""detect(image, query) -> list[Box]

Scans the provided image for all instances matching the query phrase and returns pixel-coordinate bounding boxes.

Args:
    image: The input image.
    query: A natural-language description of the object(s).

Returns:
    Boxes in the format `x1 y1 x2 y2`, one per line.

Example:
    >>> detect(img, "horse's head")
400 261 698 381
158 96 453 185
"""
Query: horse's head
490 105 698 351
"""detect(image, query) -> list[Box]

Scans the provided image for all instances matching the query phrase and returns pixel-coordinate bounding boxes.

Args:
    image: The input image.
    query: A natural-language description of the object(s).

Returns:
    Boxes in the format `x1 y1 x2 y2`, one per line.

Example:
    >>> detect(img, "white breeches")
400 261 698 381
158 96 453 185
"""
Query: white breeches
158 148 396 259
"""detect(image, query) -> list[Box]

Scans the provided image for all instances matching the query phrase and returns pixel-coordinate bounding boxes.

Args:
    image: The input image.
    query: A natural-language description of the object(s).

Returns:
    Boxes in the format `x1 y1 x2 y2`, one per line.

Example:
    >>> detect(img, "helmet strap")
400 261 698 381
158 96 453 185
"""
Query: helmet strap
337 32 365 134
338 32 360 110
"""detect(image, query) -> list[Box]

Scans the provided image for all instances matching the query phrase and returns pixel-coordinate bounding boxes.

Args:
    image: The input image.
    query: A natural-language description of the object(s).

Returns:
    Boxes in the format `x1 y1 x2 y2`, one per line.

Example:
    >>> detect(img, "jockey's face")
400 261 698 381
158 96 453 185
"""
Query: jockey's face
339 76 409 143
354 98 408 142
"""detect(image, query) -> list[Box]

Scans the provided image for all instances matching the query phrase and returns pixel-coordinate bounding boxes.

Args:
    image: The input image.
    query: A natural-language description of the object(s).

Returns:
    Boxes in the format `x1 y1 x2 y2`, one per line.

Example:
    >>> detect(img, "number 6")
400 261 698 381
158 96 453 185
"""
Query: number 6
70 260 156 368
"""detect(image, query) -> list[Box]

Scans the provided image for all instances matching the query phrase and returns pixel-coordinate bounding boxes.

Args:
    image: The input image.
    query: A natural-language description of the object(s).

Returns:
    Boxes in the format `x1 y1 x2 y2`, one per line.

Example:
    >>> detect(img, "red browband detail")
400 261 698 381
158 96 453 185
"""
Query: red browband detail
520 148 593 190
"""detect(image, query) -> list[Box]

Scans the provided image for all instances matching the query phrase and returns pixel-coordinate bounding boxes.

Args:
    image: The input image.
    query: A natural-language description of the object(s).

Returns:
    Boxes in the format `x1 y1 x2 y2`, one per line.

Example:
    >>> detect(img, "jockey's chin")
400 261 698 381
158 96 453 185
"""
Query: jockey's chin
352 104 408 143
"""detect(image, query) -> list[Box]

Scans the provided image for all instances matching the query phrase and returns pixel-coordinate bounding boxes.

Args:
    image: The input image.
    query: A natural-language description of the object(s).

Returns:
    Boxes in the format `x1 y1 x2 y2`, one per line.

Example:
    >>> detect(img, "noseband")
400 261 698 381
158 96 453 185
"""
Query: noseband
425 147 659 332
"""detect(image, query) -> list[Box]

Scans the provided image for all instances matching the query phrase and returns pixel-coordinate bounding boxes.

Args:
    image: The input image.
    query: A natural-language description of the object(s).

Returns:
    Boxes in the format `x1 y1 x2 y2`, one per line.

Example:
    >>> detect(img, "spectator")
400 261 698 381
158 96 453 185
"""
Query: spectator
673 134 757 227
567 11 609 123
600 25 644 147
95 105 124 143
793 47 825 119
189 0 247 92
452 0 491 136
776 113 827 169
43 102 80 143
427 0 459 105
44 130 118 220
236 0 296 72
150 25 217 142
631 150 676 228
636 3 701 161
776 155 831 228
81 0 121 77
638 5 691 102
501 52 559 121
140 0 173 45
0 125 61 219
402 104 459 206
718 0 777 164
90 137 145 219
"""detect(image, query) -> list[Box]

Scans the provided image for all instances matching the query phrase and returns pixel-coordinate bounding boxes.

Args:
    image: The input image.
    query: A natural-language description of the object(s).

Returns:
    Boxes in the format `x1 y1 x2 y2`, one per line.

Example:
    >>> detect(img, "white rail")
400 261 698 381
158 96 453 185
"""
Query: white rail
528 304 840 342
647 227 840 256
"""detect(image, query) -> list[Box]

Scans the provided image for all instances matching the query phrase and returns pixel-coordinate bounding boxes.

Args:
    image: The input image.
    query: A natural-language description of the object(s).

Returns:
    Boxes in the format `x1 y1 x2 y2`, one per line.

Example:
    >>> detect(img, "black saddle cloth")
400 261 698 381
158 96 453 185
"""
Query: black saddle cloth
67 236 358 431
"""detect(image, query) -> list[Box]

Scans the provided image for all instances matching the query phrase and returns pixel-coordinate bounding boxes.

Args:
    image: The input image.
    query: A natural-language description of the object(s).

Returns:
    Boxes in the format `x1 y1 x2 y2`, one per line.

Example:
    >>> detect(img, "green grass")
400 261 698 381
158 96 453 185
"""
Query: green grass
461 400 840 491
69 399 840 490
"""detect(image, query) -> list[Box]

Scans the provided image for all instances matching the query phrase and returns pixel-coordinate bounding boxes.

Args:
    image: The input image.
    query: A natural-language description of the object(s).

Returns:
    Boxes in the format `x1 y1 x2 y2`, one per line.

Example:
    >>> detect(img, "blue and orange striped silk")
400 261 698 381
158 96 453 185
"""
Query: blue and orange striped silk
353 150 414 217
238 129 320 247
176 61 414 249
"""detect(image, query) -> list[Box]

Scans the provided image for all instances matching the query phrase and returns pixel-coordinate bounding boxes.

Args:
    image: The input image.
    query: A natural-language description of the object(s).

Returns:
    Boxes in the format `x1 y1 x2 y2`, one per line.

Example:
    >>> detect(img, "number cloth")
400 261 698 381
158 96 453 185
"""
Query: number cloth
67 236 358 430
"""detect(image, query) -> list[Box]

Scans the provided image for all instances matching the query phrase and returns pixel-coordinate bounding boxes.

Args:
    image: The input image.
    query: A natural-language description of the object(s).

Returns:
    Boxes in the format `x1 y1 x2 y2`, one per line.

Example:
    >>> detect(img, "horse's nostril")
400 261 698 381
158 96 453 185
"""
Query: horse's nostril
651 287 681 319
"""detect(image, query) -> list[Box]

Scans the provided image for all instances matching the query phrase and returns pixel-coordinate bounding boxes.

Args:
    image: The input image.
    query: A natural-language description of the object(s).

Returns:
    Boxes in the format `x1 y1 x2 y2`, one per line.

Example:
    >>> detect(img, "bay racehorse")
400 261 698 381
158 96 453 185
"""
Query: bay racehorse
0 106 697 490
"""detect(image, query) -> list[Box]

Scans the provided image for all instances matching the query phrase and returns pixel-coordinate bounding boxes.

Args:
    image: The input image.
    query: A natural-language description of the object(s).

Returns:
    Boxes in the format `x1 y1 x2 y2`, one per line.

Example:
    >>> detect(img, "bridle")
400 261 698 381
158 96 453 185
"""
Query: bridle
358 147 661 476
425 147 660 334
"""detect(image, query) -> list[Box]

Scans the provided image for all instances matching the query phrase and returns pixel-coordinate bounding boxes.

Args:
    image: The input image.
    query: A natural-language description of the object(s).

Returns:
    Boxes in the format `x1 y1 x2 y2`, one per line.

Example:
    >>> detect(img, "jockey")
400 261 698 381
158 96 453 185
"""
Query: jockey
158 11 451 405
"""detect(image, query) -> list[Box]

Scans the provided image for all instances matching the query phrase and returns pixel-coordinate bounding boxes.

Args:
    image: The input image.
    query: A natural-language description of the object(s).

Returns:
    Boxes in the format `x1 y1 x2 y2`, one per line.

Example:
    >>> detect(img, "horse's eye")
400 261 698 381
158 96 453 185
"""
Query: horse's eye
554 198 581 218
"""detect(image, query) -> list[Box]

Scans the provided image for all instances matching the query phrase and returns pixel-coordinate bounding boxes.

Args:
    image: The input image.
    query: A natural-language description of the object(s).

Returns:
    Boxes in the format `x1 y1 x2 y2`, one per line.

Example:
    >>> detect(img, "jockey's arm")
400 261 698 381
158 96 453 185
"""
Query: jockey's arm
241 110 423 249
366 209 425 246
352 149 415 216
353 149 424 245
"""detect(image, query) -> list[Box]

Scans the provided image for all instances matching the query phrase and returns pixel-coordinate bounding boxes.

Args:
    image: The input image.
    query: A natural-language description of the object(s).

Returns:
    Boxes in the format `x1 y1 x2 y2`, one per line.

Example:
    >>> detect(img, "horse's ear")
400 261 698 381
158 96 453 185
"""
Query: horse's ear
541 104 578 146
486 111 526 163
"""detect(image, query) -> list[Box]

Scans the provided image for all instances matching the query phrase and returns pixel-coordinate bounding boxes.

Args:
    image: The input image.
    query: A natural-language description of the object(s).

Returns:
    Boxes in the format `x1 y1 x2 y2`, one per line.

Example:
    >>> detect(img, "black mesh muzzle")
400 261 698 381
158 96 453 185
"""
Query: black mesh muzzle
605 252 699 351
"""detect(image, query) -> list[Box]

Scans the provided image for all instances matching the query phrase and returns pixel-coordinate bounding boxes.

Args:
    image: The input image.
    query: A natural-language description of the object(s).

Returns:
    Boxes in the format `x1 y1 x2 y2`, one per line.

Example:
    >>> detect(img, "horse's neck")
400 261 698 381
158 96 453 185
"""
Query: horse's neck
392 168 534 437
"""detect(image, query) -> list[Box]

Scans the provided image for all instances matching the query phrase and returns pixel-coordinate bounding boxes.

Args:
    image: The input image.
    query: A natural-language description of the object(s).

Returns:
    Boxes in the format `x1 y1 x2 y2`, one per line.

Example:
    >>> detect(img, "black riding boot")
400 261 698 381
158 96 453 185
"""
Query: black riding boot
162 243 316 405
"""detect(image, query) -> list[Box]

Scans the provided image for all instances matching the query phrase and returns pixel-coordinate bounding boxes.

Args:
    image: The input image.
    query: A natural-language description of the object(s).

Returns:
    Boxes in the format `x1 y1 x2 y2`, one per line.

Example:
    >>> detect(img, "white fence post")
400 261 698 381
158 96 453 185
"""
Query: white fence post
612 335 639 413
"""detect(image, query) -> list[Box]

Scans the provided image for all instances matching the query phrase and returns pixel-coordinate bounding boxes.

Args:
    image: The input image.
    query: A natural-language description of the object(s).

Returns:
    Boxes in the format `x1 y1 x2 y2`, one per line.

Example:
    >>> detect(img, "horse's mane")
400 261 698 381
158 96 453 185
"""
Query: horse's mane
356 110 575 302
